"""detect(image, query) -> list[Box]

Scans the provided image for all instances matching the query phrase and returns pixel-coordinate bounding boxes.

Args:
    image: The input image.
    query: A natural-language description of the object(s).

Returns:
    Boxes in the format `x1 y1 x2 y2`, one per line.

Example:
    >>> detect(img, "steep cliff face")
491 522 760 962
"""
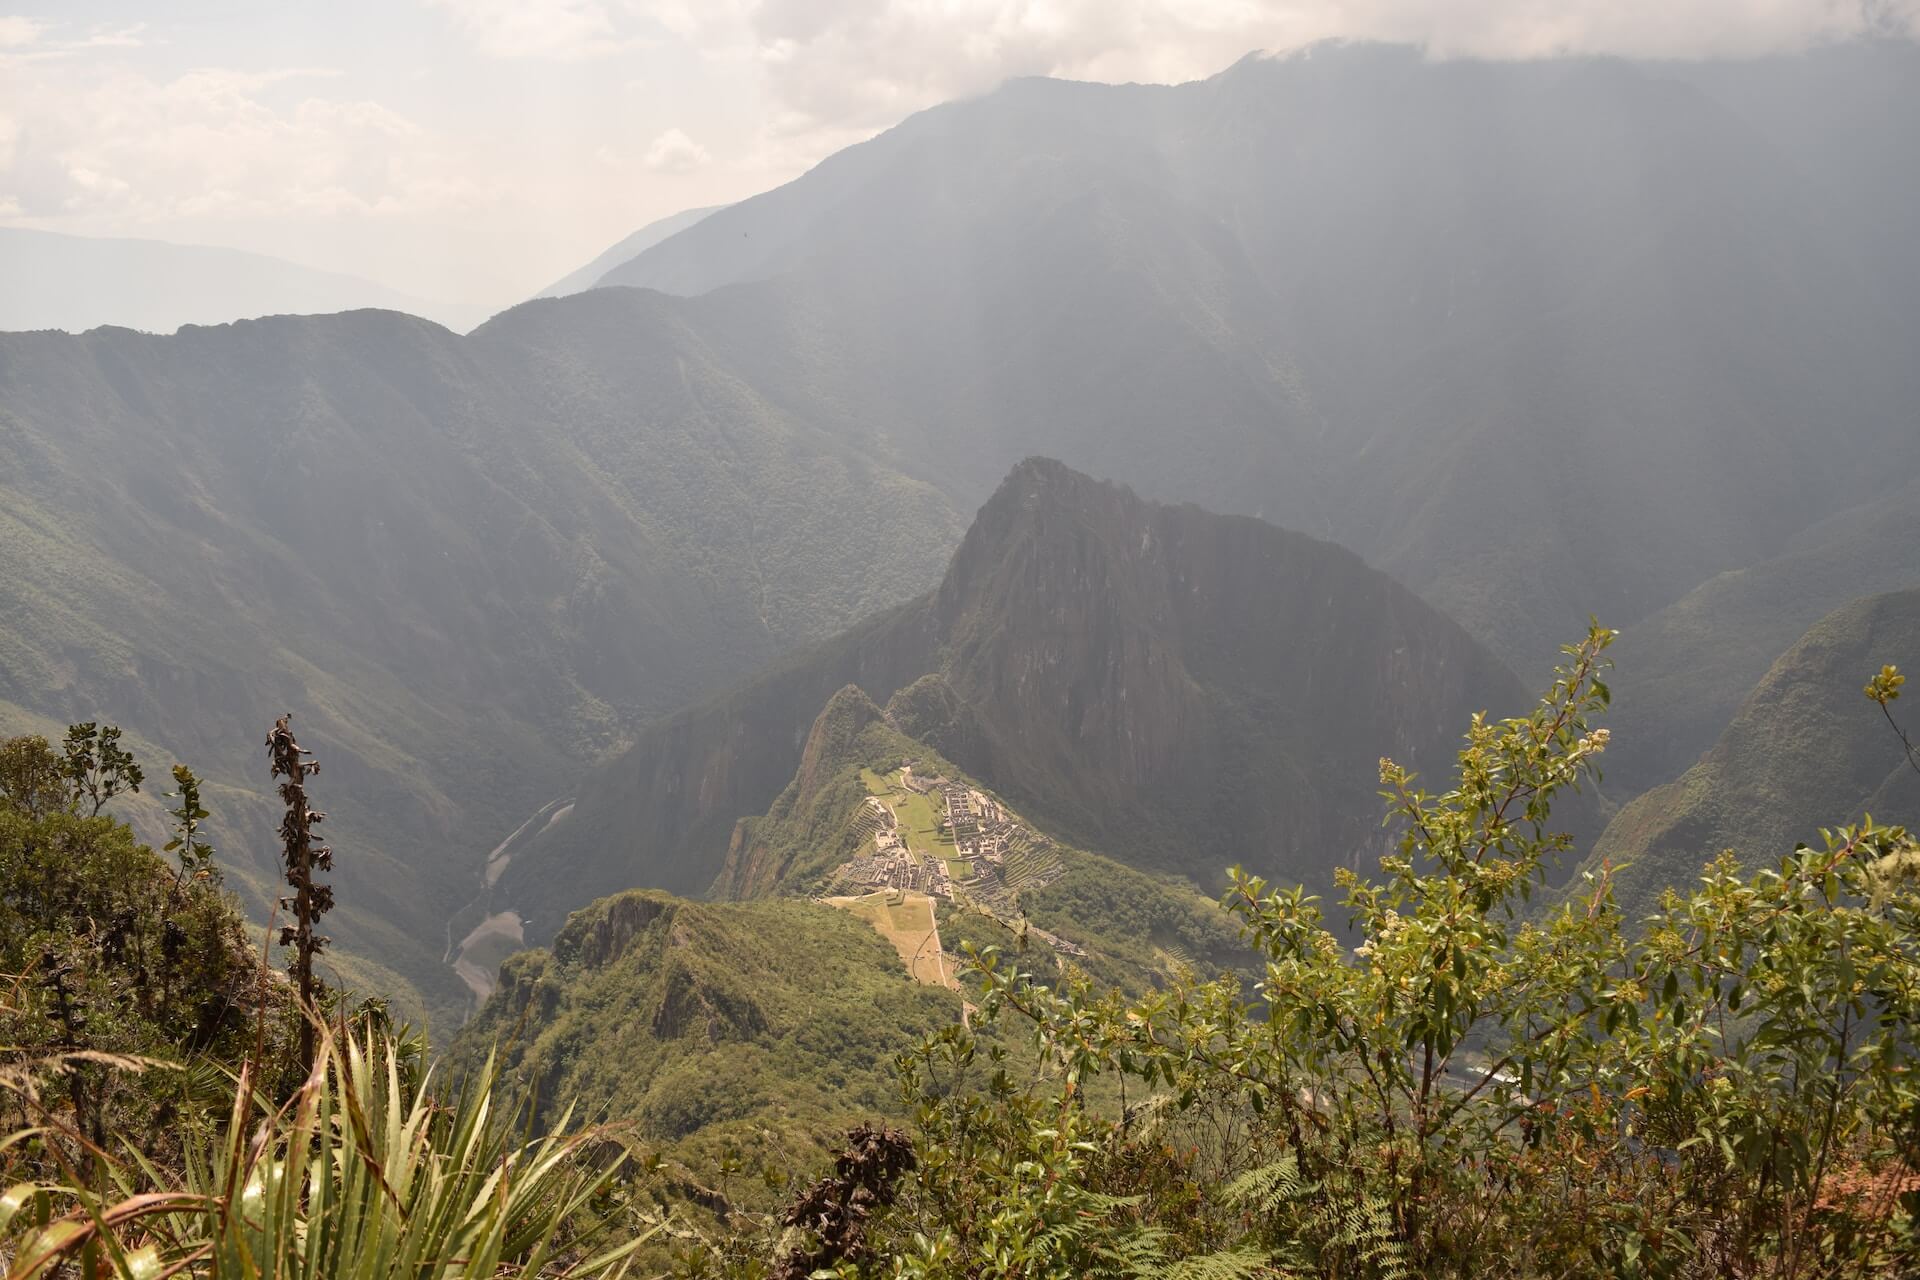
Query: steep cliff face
925 459 1528 882
501 459 1527 933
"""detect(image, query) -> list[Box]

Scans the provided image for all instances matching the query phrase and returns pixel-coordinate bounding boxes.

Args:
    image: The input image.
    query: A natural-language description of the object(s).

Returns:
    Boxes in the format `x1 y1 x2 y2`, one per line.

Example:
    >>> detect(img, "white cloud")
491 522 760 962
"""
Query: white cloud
642 126 710 172
426 0 646 58
622 0 1920 154
0 62 483 223
0 16 44 49
73 23 147 50
0 15 147 60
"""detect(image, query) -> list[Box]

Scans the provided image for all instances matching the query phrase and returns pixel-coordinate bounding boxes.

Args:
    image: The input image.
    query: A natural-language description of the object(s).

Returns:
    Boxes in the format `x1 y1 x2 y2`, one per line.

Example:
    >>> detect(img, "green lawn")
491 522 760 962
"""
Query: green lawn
871 772 956 857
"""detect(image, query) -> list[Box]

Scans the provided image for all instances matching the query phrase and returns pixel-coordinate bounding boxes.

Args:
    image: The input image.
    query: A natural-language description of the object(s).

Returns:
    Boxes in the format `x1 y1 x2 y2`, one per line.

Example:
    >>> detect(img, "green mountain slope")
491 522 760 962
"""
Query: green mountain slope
0 305 962 1027
1586 589 1920 920
451 889 959 1176
495 459 1526 938
1603 480 1920 799
717 683 1246 989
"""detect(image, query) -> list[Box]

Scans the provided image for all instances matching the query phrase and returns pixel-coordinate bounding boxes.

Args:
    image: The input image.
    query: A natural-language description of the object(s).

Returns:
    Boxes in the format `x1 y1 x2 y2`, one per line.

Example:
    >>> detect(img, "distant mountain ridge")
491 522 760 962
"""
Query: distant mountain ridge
535 205 727 299
0 226 490 334
492 458 1526 937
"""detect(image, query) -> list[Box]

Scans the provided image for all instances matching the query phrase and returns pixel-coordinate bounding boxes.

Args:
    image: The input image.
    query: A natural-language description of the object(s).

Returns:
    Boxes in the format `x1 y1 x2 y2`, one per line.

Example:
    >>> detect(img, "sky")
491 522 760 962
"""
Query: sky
2 1 1916 308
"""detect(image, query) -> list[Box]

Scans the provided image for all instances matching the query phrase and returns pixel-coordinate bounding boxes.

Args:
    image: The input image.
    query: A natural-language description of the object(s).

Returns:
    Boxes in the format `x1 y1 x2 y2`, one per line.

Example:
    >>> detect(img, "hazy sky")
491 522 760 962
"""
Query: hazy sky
2 1 1915 305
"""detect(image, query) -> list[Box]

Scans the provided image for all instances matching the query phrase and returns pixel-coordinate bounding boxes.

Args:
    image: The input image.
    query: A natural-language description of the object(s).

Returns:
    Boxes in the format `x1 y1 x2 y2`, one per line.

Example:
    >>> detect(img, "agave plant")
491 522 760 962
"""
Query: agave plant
2 1026 652 1279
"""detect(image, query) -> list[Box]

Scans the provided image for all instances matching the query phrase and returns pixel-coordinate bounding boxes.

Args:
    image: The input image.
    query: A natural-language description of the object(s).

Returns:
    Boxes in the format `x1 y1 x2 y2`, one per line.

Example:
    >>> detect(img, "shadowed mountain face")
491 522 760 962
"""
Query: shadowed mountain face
1587 589 1920 921
495 459 1526 937
592 41 1920 676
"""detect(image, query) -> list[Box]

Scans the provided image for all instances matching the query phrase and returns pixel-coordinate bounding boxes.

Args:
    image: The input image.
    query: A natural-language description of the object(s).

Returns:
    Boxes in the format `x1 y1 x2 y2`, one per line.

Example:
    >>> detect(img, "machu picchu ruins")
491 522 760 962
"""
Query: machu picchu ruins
823 763 1082 956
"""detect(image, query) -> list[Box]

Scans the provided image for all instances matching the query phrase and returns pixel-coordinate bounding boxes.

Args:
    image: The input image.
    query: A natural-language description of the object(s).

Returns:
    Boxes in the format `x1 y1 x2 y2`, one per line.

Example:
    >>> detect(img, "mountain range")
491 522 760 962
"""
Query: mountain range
4 41 1918 1026
0 301 961 1024
0 227 491 334
593 41 1920 679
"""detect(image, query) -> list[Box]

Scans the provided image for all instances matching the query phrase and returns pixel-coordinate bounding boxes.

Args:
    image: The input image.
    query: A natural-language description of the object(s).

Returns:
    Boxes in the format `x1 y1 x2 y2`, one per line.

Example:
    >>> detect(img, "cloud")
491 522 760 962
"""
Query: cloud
0 15 146 61
637 0 1920 147
0 62 483 224
0 16 45 49
426 0 647 58
642 126 710 172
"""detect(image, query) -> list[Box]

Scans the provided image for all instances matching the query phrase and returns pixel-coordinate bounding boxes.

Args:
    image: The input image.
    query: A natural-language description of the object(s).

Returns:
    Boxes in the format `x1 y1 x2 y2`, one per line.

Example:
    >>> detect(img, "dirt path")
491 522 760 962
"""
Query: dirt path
825 891 958 992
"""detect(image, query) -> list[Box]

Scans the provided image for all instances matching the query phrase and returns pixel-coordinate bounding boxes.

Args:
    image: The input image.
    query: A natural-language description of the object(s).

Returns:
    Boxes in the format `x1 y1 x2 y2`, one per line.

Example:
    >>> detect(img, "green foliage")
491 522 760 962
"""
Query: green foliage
449 892 961 1208
0 726 144 820
0 728 304 1165
834 628 1920 1278
1864 665 1905 707
162 764 217 884
0 1029 653 1280
60 721 143 817
0 733 65 818
1865 664 1920 780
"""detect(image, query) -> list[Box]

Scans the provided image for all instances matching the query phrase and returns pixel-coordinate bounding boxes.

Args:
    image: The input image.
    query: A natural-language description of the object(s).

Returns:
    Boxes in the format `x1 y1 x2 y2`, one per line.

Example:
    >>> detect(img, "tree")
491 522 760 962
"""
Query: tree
1864 665 1920 780
0 734 66 817
266 714 333 1072
163 764 217 884
0 728 301 1171
60 721 143 816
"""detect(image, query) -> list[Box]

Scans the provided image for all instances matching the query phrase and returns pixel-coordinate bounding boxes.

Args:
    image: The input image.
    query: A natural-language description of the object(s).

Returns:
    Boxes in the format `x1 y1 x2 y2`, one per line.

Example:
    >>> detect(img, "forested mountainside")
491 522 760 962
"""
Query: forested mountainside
490 459 1523 940
1586 588 1920 920
0 304 960 1025
597 41 1920 674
